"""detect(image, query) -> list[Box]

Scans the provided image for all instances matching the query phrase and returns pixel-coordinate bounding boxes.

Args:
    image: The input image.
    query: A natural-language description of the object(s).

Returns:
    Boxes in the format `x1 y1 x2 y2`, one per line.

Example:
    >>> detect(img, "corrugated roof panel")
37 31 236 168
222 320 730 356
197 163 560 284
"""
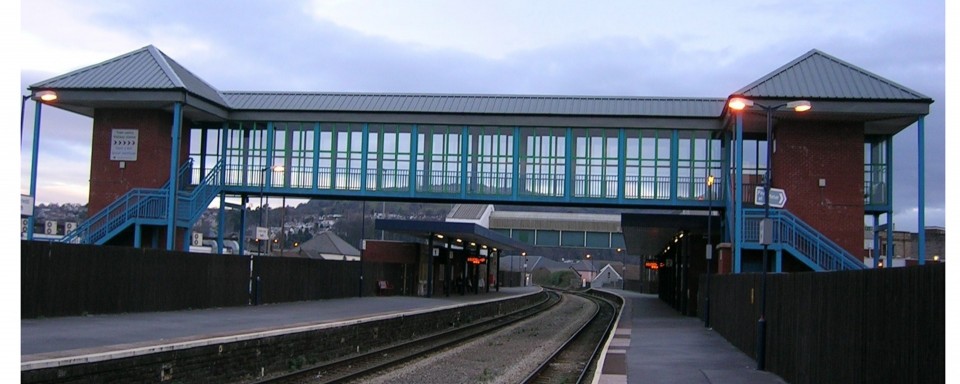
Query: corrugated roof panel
160 49 228 105
221 92 727 117
32 46 177 90
736 49 931 101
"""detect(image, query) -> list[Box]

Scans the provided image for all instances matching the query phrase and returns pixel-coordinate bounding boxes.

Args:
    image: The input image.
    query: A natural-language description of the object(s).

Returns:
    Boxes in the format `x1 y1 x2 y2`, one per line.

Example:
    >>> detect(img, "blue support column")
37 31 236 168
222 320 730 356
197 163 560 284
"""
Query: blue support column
721 131 731 243
410 125 419 196
886 136 894 267
917 116 926 264
312 123 321 190
512 127 521 200
265 122 275 188
617 128 626 203
564 128 573 201
217 192 226 254
183 228 192 252
166 102 183 250
238 195 247 257
669 129 679 203
361 123 369 193
134 224 142 248
26 100 43 241
734 114 744 273
775 248 782 272
460 126 469 198
873 214 880 267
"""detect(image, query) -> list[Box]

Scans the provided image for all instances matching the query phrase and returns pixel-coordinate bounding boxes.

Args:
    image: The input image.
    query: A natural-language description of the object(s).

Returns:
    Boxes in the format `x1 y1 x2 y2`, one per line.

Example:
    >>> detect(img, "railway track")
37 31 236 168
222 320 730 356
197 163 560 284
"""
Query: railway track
522 291 619 384
256 290 562 384
254 289 620 384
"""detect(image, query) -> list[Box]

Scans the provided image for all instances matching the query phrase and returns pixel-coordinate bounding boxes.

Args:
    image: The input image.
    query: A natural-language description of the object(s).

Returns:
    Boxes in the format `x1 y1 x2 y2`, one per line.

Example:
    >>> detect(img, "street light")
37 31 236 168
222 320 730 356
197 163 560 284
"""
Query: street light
728 96 811 371
705 174 715 328
254 164 283 305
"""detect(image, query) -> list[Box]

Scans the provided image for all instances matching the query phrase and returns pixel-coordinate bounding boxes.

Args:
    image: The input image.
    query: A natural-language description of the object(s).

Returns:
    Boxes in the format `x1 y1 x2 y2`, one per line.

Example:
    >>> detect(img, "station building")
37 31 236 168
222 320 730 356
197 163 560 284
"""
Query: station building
24 45 933 298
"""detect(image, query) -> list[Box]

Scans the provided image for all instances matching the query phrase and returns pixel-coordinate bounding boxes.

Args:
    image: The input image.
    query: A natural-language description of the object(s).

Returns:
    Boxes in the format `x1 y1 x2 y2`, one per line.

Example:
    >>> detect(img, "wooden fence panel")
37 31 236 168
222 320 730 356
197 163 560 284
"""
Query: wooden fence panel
701 264 943 384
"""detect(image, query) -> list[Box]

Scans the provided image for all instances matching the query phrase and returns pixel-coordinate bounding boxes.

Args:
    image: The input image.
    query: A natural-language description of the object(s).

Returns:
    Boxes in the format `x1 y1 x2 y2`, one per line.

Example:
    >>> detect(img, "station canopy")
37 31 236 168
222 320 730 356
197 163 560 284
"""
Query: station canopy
375 219 528 254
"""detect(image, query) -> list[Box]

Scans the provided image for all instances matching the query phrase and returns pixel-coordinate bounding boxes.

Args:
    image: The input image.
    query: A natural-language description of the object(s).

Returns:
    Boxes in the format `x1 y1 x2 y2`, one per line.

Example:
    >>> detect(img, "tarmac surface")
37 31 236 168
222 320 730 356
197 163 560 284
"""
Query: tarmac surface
596 289 787 384
22 286 787 383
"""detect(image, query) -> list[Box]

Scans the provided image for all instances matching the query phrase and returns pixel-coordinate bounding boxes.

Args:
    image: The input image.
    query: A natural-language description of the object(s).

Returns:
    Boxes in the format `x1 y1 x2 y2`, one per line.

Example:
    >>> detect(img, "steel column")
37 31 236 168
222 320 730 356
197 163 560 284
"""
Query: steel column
26 100 43 241
917 116 926 264
166 102 182 250
734 114 744 273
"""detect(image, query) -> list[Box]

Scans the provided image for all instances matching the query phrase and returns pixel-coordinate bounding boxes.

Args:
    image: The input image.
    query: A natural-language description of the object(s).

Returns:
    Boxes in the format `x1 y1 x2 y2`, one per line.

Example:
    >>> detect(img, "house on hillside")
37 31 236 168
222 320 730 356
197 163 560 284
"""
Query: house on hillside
290 231 360 261
592 263 623 289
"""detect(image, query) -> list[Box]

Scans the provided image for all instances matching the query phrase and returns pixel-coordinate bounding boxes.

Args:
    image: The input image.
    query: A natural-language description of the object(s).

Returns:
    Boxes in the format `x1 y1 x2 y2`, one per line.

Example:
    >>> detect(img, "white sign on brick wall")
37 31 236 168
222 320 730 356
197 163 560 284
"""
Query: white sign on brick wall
110 129 139 161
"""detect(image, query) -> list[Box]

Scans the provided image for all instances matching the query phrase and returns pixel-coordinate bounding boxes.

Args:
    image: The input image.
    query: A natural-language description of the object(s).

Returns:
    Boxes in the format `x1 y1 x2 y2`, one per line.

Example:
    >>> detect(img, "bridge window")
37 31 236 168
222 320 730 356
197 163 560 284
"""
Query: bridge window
864 137 888 205
624 129 670 200
417 125 463 193
677 131 722 200
520 127 566 197
573 128 618 199
469 126 514 195
367 124 412 192
318 123 363 190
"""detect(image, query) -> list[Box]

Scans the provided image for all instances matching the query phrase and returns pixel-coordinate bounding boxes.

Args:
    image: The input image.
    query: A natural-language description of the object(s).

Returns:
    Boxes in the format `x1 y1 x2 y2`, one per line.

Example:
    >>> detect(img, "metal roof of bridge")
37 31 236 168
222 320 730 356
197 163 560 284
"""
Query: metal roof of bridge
29 45 932 134
375 219 527 253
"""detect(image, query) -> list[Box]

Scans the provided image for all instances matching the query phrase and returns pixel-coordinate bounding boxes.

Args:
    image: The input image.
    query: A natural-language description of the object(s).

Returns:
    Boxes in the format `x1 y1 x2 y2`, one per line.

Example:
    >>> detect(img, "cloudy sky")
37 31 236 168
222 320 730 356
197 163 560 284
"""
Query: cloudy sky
11 0 950 233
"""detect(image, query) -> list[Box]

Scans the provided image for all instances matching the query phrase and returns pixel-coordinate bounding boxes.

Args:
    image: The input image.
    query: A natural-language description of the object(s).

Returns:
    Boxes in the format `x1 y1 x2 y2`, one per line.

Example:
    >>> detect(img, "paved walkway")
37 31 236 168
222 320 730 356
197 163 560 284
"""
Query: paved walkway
596 289 787 384
21 286 541 365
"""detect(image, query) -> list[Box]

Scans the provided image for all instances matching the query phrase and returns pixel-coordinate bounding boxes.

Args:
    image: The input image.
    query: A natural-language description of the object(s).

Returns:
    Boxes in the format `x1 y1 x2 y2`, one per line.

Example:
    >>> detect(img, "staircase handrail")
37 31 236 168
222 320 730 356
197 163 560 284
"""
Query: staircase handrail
177 160 224 226
743 208 866 270
59 160 193 244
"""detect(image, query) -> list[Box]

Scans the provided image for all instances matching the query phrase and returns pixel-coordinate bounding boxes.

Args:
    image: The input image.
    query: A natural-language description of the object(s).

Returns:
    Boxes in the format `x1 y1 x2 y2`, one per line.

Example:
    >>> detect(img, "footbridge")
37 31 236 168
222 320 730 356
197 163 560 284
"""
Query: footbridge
25 45 932 273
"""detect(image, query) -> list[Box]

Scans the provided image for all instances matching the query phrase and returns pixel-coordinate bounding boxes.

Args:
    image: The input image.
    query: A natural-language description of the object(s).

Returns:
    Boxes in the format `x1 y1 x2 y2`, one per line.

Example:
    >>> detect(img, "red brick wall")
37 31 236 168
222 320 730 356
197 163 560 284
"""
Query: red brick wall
773 120 864 256
363 240 421 263
88 109 190 215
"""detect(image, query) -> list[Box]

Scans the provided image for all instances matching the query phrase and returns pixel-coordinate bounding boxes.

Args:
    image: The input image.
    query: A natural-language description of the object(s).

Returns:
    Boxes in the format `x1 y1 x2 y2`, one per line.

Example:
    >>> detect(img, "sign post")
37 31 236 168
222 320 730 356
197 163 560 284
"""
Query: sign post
754 186 787 208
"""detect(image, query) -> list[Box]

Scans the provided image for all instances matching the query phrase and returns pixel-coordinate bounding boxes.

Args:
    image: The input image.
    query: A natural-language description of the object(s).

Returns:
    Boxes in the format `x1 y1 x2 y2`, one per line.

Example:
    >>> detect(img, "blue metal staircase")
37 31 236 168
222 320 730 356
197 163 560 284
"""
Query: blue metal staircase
741 208 866 271
722 179 865 271
60 160 223 245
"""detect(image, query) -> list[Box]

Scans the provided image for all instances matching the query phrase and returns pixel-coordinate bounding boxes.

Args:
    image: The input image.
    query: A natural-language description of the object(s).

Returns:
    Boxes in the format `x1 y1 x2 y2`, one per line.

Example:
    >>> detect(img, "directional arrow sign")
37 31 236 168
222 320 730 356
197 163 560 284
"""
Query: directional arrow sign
755 186 787 208
110 129 139 161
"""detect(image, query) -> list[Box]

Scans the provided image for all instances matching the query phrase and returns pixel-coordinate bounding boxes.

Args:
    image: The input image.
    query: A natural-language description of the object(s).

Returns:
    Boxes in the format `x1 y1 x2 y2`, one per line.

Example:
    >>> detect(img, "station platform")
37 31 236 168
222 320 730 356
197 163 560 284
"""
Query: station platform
595 289 787 384
21 286 542 369
22 287 786 383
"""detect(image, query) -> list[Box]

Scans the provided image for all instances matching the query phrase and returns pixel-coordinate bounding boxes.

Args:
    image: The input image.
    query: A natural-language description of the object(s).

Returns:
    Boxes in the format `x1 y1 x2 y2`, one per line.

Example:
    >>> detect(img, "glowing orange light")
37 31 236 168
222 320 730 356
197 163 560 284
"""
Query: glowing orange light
728 97 752 110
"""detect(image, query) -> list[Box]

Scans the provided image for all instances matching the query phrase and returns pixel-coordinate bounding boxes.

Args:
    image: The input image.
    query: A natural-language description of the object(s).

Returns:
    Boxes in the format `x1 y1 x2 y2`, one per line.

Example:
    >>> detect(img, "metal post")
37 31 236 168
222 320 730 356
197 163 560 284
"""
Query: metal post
917 116 926 264
359 200 366 297
27 100 43 241
705 176 713 328
757 105 773 371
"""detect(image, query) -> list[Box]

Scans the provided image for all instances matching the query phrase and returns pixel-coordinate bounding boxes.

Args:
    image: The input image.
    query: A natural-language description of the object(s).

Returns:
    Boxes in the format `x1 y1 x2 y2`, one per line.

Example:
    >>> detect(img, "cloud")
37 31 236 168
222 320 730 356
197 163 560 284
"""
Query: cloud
18 0 946 232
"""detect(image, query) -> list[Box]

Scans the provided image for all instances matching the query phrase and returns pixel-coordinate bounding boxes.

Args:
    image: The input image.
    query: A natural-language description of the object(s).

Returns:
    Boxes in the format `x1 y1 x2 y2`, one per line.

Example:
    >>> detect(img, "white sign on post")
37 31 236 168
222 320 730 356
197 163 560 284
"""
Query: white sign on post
21 195 34 216
256 226 269 241
754 186 787 208
110 129 139 161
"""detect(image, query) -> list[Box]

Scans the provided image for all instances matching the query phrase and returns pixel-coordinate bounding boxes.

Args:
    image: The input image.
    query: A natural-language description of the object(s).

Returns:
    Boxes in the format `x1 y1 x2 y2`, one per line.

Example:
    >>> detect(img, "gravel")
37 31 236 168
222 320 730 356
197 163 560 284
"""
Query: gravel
349 293 597 384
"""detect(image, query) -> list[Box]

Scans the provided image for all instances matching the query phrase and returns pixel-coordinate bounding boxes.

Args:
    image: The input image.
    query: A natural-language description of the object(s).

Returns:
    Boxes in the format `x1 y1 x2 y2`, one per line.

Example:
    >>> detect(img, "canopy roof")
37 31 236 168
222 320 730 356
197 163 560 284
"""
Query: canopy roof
29 45 932 134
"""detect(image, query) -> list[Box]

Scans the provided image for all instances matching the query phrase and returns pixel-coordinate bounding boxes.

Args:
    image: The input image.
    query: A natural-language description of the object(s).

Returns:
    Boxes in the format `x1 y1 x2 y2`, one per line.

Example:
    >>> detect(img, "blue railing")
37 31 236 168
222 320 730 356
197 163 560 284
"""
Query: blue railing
742 208 866 271
60 160 218 245
176 160 223 226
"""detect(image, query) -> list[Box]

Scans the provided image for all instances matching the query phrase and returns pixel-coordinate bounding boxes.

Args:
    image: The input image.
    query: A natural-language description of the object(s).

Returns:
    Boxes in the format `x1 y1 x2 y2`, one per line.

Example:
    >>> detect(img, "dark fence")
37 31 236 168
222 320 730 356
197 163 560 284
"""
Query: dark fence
22 241 411 318
700 264 944 384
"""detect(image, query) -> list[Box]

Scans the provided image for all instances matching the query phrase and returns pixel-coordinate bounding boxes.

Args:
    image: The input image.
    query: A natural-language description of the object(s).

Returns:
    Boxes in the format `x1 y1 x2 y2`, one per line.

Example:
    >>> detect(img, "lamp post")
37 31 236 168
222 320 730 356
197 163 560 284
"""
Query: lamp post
522 251 527 287
728 97 810 370
617 247 624 289
254 164 283 305
705 174 714 328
